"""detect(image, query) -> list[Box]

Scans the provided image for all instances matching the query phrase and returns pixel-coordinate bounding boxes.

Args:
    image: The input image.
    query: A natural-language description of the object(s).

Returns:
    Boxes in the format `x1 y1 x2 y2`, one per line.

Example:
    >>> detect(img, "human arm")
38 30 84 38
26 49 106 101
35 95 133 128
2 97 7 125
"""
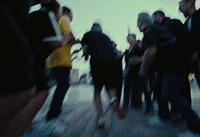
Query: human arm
80 33 90 60
139 45 157 76
58 17 80 46
71 47 83 56
81 44 89 60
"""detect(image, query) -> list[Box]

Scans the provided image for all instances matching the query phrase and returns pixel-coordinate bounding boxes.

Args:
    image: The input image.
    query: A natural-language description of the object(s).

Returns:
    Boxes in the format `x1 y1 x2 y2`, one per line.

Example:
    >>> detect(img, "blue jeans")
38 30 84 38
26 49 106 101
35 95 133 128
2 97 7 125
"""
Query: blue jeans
48 67 70 115
153 72 200 131
123 73 151 111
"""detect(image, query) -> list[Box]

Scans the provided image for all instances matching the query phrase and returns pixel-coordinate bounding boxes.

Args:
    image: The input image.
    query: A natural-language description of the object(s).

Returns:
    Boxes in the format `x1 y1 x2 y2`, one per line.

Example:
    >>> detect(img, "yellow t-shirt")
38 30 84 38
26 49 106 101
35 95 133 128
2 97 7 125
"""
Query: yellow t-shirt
46 16 72 68
188 73 194 80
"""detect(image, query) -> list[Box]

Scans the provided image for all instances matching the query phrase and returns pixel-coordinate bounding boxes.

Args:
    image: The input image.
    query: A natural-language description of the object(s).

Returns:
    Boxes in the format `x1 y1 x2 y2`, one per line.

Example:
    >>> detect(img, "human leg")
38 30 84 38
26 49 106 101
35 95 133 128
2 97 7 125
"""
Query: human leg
152 73 171 120
47 67 70 120
131 75 142 108
135 74 151 113
123 77 134 109
104 64 125 119
162 73 200 133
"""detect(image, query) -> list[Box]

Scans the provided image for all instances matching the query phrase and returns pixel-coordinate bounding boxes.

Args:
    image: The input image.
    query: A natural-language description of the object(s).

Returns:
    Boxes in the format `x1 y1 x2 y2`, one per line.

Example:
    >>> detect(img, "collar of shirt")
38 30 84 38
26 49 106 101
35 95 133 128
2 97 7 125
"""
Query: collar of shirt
143 25 151 34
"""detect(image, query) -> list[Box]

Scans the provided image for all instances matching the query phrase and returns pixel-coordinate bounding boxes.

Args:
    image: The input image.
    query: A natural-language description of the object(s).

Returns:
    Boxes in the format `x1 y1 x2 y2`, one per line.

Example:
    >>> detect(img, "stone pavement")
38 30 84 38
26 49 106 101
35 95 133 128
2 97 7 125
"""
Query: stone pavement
21 83 200 137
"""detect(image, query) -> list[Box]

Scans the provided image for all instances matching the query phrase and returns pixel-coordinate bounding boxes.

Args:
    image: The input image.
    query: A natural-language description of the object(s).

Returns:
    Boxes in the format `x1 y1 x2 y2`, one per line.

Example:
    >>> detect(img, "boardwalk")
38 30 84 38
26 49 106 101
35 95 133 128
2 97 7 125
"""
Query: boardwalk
22 83 200 137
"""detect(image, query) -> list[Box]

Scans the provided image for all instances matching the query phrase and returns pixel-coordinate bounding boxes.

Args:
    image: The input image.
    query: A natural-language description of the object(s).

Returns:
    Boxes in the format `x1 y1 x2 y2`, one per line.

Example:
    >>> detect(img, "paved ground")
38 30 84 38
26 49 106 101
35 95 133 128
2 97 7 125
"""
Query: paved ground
22 83 200 137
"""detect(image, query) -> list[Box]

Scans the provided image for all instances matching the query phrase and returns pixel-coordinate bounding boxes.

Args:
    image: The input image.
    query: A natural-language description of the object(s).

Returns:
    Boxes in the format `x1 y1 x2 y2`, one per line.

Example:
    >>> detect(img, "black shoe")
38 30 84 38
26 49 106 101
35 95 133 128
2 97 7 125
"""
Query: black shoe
46 110 61 121
158 113 171 120
144 109 151 114
187 121 200 133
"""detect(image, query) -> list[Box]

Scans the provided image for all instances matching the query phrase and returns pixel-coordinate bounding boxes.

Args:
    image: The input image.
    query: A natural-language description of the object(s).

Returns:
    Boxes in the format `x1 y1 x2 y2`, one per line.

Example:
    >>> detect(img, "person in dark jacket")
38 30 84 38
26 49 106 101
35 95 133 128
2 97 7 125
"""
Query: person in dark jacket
81 23 125 129
151 10 194 119
130 12 200 133
179 0 200 88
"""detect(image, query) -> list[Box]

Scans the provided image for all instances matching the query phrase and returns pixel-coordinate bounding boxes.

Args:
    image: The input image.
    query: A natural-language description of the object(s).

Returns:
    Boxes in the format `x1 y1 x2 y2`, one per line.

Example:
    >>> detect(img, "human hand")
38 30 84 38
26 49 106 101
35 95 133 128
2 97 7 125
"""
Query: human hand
117 51 123 59
74 39 81 44
62 32 73 45
128 56 142 66
127 34 136 45
134 40 143 49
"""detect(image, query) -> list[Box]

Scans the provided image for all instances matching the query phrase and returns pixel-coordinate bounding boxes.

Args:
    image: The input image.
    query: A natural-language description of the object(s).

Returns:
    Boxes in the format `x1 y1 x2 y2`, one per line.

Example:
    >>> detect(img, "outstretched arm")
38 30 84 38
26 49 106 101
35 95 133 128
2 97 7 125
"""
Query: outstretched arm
82 44 89 60
71 47 83 56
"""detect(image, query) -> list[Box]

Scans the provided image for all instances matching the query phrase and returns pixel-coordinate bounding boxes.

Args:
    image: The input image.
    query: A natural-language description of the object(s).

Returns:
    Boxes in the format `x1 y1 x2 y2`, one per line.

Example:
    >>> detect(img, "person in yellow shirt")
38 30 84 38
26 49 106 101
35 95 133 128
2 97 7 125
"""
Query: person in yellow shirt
46 6 79 120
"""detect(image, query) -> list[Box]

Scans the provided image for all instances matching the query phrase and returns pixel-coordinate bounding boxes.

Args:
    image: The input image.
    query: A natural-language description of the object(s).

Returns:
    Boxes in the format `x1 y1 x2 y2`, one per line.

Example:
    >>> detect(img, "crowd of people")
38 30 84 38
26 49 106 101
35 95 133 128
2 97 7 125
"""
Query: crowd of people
0 0 200 136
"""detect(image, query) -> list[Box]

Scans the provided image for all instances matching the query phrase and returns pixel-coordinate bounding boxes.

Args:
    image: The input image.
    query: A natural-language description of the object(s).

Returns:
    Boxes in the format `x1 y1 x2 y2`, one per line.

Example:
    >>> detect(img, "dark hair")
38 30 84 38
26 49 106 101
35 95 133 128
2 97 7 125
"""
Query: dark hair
62 6 71 15
152 10 165 18
137 12 152 25
180 0 195 6
41 0 60 13
91 23 102 32
92 23 101 28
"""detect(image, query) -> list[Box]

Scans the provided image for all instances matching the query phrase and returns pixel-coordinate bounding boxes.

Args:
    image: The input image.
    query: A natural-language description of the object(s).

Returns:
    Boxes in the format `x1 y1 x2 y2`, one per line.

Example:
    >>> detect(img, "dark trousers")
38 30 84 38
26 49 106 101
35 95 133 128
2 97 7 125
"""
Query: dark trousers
153 72 200 131
171 78 191 114
48 67 70 115
116 66 123 103
123 73 151 111
116 77 123 103
146 67 157 101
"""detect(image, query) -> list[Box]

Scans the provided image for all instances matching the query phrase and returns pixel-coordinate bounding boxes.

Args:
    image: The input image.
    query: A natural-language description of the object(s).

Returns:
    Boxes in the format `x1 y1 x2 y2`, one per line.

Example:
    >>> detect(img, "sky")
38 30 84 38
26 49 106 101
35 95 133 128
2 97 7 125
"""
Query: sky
30 0 200 52
29 0 200 75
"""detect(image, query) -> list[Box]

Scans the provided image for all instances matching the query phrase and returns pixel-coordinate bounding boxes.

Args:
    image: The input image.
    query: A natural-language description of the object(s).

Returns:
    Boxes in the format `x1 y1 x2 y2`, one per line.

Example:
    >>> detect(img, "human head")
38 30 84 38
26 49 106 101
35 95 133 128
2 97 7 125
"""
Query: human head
179 0 196 17
137 12 152 32
62 6 73 22
91 23 102 32
127 34 136 46
151 10 165 24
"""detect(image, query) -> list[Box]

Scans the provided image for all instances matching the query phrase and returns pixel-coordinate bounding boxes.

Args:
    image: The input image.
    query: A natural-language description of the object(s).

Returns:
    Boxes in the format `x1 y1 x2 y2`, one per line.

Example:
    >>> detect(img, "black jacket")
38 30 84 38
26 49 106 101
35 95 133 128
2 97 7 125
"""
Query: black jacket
184 10 200 56
159 17 195 55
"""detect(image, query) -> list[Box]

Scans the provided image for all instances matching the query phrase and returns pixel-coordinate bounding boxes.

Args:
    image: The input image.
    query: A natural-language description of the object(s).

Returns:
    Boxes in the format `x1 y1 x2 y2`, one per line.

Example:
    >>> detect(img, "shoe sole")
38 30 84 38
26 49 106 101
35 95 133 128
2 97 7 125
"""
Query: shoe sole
97 122 105 129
